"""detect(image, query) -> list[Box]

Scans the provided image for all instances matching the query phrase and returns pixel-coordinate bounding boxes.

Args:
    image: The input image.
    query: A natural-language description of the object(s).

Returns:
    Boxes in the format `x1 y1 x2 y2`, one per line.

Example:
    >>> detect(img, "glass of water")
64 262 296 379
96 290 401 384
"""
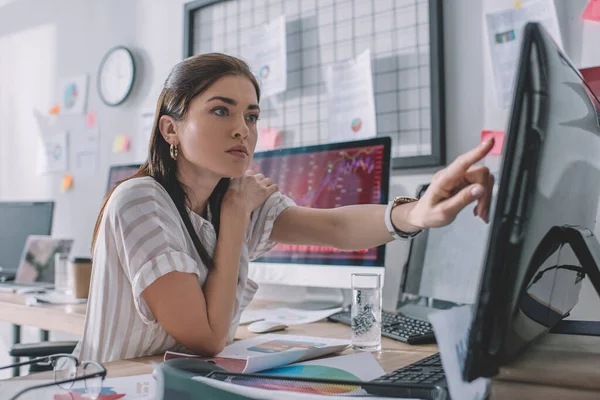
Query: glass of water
351 273 382 351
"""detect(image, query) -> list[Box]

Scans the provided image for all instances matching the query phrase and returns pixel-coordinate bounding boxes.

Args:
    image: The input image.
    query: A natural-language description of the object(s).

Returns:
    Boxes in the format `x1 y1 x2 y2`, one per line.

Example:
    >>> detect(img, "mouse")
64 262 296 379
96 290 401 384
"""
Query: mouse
162 358 227 376
247 320 288 333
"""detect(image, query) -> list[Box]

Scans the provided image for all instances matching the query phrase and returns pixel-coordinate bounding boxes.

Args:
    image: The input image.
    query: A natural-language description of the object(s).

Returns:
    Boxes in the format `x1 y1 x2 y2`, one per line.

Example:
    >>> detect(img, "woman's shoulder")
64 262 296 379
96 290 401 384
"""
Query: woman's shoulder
107 176 172 211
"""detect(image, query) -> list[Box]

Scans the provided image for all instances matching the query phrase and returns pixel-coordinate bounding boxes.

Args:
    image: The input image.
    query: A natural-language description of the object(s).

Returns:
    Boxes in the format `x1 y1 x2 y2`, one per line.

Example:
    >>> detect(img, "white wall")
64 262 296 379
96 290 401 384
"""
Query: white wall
0 0 599 375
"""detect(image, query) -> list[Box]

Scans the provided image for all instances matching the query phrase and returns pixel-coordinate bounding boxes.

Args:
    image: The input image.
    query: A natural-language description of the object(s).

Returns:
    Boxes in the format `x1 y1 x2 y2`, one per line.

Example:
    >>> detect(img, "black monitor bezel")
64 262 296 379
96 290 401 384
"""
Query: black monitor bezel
106 164 142 194
251 137 392 268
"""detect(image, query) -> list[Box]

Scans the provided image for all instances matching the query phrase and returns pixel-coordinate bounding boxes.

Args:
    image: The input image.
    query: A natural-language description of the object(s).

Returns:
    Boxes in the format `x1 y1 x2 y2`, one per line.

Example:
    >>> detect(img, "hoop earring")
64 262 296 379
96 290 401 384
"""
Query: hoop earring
170 143 178 160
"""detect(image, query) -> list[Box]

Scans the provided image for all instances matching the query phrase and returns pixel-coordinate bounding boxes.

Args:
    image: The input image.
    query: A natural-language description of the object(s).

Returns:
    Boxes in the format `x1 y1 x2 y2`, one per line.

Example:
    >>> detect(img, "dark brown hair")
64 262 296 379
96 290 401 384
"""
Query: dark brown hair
91 53 261 269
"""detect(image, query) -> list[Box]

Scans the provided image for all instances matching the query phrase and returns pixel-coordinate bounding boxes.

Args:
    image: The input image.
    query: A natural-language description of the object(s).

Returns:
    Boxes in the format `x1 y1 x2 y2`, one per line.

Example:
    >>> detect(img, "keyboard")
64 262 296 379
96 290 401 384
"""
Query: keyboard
328 310 436 344
372 352 446 386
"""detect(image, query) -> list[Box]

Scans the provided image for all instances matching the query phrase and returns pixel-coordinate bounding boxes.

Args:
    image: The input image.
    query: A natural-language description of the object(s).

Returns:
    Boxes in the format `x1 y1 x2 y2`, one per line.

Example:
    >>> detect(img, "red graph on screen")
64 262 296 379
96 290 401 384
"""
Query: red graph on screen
251 144 385 262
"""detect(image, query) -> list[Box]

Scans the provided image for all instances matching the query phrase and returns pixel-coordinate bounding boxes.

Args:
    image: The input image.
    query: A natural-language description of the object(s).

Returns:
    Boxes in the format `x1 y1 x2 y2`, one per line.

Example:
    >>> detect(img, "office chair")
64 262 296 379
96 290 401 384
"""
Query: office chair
9 341 78 373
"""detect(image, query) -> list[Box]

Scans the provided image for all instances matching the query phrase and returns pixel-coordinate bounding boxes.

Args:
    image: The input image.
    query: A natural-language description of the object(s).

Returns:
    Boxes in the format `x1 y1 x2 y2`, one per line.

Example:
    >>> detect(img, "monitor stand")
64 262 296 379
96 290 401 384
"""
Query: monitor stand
396 295 458 322
289 287 346 310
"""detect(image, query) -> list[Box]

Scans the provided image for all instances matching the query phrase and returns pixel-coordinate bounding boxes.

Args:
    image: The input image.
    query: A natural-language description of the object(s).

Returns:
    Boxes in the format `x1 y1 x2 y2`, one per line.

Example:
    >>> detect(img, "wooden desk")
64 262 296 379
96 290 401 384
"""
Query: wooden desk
0 293 86 335
101 322 438 379
0 293 438 378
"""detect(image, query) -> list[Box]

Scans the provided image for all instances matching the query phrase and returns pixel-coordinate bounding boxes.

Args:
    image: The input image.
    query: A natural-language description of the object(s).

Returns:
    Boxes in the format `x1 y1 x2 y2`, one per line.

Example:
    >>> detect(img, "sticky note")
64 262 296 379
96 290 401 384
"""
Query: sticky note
61 174 73 192
259 128 282 150
582 0 600 22
86 111 96 128
112 135 131 153
481 130 505 155
514 0 521 9
49 104 61 115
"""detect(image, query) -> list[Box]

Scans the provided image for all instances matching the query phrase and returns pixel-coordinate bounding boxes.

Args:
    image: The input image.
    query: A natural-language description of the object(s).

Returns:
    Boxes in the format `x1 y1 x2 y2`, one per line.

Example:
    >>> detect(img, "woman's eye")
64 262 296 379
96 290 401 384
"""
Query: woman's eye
213 107 228 116
246 114 260 123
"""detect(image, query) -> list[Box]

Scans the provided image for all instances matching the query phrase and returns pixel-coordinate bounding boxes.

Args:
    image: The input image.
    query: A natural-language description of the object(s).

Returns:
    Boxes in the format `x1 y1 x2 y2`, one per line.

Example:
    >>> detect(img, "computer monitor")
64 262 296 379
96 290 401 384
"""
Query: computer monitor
248 137 391 290
0 202 54 280
107 164 141 193
464 22 600 381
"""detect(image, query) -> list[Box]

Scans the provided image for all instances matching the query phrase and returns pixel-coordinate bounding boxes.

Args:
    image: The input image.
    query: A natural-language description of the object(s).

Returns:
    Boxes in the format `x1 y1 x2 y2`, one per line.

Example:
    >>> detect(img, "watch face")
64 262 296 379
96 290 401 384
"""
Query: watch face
98 47 135 106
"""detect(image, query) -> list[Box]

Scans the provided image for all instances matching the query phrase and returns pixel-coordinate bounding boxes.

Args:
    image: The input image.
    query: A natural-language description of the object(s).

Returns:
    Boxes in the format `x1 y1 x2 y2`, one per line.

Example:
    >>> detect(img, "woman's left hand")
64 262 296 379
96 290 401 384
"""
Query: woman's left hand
408 138 496 229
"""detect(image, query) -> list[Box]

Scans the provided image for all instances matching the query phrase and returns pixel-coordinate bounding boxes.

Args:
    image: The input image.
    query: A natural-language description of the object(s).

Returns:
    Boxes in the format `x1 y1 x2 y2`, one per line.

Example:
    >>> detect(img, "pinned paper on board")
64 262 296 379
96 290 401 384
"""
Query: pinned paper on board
113 135 131 153
48 104 61 115
259 128 282 150
57 75 89 115
582 0 600 22
72 128 100 175
38 131 69 174
486 0 563 109
326 49 377 143
86 111 96 128
481 130 505 155
137 110 154 162
61 174 73 192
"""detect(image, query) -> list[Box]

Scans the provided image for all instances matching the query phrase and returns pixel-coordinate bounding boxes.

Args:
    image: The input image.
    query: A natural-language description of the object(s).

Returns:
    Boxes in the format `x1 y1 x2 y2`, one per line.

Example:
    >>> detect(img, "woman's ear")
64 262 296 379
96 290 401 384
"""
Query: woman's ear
159 115 178 144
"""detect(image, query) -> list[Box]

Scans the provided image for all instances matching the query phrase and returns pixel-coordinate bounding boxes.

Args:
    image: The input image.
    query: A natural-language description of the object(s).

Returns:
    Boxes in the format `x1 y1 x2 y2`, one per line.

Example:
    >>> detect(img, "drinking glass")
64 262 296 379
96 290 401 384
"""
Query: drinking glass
351 273 382 351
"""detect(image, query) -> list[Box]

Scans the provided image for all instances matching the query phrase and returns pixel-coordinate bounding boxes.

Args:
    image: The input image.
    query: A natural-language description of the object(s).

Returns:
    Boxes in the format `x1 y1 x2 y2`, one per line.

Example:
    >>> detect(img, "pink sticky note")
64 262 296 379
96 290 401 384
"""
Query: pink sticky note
582 0 600 22
260 128 282 150
481 130 505 155
86 111 96 128
122 135 131 151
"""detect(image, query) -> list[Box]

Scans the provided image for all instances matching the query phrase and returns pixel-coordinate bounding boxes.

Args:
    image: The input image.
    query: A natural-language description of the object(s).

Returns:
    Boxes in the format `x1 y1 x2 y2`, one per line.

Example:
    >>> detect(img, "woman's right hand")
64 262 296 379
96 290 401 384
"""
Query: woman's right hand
223 170 279 216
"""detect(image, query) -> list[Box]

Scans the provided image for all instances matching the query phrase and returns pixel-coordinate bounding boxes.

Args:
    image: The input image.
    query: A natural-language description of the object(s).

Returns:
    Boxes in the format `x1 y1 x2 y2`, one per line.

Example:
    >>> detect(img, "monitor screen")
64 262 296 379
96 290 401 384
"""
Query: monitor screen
464 22 600 381
107 164 141 194
0 202 54 276
250 137 390 268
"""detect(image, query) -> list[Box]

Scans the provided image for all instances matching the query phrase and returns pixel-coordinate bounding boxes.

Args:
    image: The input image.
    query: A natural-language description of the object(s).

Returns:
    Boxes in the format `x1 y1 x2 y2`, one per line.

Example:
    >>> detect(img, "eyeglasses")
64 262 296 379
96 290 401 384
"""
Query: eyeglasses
0 353 106 400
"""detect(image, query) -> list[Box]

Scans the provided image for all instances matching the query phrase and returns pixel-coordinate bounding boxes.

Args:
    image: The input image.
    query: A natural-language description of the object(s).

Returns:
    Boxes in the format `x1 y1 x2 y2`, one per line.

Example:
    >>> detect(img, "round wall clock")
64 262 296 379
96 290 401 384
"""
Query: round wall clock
97 46 136 106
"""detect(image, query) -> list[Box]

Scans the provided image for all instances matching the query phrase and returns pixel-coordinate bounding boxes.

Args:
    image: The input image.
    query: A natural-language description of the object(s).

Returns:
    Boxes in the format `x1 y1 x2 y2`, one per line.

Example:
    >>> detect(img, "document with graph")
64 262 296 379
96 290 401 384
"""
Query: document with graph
164 334 349 374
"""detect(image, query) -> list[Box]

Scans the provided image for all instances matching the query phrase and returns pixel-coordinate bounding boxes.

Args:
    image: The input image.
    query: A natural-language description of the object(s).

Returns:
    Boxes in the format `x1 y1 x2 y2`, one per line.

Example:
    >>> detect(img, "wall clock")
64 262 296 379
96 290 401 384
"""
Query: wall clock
97 46 135 106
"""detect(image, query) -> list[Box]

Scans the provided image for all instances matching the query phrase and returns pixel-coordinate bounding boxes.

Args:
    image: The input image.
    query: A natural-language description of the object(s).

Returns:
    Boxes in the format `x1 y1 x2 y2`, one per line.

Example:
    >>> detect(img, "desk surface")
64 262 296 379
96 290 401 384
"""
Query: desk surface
0 293 86 335
0 292 438 378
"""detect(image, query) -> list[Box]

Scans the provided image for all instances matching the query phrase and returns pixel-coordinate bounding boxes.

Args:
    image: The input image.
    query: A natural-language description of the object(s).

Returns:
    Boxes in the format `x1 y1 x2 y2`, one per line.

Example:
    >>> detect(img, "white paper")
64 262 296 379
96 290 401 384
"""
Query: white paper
217 334 349 373
137 110 154 162
428 306 489 400
57 74 89 115
244 15 287 98
486 0 563 109
326 49 377 143
71 127 99 176
26 291 88 305
37 131 68 174
0 374 155 399
240 307 343 326
192 375 419 400
262 352 385 382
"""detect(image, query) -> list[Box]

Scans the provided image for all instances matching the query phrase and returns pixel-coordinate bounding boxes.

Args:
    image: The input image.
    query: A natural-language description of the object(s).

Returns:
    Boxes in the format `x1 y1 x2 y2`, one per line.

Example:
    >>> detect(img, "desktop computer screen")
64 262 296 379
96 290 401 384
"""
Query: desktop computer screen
248 137 391 289
463 22 600 381
0 202 54 279
106 164 141 194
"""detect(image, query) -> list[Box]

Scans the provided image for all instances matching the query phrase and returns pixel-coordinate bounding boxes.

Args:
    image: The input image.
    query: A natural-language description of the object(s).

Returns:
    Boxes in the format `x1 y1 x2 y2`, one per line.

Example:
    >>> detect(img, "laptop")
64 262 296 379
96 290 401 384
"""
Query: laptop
0 235 74 293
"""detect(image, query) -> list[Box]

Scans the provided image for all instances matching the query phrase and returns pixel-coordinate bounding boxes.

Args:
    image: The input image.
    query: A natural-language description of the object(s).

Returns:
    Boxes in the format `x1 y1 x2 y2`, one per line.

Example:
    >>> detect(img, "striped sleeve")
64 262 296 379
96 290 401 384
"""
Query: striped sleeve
246 191 296 261
108 179 203 324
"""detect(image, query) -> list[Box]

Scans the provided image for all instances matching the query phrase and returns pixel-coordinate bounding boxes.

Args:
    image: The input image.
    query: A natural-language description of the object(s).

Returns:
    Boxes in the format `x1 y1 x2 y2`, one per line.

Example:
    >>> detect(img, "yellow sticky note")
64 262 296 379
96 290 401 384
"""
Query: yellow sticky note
61 174 73 192
112 135 131 153
514 0 521 9
49 104 61 115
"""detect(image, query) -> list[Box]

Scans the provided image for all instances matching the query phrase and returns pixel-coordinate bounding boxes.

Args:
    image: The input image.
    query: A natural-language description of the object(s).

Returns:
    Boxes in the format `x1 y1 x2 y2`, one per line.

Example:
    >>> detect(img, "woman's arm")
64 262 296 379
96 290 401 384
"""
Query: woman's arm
270 139 495 250
142 172 278 357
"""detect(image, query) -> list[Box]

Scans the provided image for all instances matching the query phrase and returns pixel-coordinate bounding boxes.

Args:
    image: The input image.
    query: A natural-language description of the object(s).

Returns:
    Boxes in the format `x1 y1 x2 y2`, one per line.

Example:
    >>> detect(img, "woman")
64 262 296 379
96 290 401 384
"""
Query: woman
77 53 494 363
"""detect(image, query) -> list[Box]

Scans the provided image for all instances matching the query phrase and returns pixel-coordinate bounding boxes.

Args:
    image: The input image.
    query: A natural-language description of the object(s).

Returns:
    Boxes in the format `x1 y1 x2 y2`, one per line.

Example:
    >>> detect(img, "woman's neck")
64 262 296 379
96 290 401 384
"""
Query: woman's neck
176 160 222 216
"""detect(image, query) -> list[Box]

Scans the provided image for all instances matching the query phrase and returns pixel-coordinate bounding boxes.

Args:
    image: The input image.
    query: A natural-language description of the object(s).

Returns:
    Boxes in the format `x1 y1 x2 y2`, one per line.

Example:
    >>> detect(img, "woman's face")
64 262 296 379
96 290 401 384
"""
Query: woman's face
175 75 260 178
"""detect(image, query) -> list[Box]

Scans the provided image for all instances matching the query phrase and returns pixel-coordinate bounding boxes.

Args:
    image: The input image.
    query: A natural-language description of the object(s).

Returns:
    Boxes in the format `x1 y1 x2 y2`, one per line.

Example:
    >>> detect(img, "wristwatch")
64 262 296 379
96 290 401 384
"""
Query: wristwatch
384 196 422 240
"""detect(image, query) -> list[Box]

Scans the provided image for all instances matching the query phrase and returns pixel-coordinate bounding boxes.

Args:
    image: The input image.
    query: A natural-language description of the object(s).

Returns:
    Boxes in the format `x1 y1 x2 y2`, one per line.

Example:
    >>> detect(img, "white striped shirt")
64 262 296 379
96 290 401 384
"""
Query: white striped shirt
75 176 295 363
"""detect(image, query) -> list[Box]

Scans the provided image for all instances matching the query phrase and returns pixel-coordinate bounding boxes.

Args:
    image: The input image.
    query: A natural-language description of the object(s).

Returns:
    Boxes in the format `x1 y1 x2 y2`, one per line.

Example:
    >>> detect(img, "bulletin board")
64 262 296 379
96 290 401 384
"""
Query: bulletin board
183 0 445 169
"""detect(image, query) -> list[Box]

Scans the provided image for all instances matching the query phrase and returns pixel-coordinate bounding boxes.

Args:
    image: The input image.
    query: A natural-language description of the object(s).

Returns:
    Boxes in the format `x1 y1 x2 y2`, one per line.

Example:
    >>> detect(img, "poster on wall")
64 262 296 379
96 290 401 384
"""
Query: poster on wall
56 74 89 115
326 49 377 143
38 131 69 174
244 15 287 98
137 110 155 162
71 127 100 176
486 0 563 109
